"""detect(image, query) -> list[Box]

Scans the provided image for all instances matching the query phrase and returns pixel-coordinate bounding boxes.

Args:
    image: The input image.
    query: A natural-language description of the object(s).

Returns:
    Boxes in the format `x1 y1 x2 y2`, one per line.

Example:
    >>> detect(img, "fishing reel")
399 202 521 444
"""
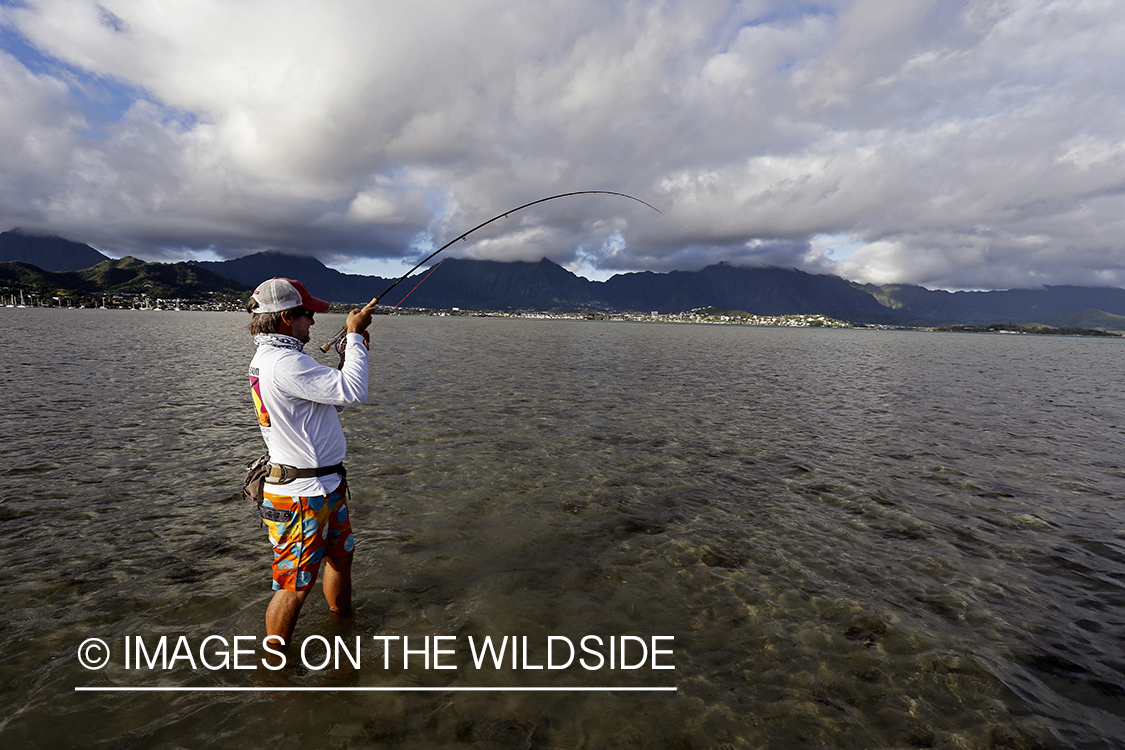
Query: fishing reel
331 330 371 361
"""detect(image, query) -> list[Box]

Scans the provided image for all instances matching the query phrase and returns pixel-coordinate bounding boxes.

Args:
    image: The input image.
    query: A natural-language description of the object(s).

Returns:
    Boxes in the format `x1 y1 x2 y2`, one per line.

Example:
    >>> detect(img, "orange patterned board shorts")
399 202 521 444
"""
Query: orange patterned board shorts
262 484 355 591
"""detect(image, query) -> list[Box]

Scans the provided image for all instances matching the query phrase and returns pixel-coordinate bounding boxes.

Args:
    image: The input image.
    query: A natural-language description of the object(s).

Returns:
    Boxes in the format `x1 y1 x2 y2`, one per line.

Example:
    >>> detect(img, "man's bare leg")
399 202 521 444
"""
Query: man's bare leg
323 554 353 615
265 588 310 665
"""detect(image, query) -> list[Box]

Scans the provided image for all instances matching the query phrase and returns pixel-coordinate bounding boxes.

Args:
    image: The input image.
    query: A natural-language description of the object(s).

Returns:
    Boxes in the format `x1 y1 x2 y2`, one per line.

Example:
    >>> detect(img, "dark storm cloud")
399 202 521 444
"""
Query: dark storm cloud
1 0 1123 289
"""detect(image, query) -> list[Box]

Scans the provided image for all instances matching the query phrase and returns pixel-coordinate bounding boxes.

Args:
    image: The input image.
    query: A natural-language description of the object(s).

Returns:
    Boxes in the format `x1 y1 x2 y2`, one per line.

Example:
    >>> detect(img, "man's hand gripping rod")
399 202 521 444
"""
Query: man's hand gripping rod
320 298 382 353
318 191 665 353
317 245 444 353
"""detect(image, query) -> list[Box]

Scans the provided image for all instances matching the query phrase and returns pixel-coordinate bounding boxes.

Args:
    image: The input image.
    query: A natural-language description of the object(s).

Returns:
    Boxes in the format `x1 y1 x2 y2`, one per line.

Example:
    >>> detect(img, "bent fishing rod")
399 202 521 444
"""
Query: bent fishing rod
319 190 665 353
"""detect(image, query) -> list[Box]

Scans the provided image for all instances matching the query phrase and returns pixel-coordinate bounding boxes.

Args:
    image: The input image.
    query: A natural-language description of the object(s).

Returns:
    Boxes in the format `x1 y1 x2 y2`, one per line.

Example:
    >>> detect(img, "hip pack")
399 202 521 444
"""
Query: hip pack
243 453 271 505
243 454 347 525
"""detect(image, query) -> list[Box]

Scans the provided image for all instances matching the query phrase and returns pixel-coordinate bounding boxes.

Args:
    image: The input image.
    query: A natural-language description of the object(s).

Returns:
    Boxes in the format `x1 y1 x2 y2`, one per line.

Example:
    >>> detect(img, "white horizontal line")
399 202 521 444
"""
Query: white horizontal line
76 686 677 693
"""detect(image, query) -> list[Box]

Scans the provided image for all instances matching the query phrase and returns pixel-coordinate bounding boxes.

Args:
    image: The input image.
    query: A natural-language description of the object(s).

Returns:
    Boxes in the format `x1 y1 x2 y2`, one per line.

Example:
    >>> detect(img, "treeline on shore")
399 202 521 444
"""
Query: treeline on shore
935 323 1121 337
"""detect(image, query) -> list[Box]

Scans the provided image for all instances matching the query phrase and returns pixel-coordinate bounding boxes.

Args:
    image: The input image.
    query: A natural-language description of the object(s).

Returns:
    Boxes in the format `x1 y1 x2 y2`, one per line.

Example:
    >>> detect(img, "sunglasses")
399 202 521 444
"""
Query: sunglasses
288 307 314 320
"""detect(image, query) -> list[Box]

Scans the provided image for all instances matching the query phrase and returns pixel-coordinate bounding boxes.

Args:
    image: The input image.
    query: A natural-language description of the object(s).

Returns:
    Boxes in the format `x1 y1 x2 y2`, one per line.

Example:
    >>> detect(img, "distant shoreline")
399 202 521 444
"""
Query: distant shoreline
6 304 1120 337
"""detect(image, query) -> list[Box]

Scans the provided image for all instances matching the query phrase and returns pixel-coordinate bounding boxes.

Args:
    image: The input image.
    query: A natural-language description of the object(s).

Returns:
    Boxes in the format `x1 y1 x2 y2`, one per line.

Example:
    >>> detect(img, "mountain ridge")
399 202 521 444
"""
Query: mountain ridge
0 228 112 271
6 232 1125 327
199 252 1125 326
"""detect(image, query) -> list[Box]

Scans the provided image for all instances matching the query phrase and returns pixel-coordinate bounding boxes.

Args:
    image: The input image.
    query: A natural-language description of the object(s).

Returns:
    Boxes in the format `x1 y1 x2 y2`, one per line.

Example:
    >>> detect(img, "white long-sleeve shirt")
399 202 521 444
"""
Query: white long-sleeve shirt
249 332 368 496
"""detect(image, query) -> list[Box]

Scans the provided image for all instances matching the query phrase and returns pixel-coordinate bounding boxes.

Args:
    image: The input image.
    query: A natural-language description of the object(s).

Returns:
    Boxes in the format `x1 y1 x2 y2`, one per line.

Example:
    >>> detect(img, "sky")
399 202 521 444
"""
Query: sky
1 0 1123 290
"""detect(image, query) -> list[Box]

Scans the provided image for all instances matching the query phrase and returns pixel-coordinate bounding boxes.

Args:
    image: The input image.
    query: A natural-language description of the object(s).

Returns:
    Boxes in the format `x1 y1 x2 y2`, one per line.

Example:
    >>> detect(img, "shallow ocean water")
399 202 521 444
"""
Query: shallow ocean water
1 309 1124 749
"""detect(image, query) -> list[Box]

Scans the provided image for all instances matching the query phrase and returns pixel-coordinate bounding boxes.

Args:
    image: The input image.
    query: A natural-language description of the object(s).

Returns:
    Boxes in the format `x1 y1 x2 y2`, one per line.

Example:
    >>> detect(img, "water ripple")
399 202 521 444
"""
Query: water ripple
1 311 1123 748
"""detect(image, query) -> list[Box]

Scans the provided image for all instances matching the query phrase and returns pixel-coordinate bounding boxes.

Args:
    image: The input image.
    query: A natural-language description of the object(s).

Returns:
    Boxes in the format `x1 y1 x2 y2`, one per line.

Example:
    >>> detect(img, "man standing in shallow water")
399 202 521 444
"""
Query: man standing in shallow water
246 277 372 659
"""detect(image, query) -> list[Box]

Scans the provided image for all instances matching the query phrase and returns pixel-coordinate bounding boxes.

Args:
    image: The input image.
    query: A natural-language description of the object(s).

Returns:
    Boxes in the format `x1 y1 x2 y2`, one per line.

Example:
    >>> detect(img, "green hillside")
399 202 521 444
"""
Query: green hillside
1021 309 1125 331
0 257 251 307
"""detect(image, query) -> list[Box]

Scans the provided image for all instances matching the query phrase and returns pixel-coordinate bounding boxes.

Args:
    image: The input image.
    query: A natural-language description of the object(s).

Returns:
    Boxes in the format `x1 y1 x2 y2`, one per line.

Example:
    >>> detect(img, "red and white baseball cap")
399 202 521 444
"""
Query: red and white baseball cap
251 278 330 313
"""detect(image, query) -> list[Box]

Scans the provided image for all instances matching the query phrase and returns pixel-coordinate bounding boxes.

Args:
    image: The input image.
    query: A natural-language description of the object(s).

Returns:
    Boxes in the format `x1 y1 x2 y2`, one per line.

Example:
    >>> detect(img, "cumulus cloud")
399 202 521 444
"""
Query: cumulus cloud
0 0 1123 289
0 46 81 221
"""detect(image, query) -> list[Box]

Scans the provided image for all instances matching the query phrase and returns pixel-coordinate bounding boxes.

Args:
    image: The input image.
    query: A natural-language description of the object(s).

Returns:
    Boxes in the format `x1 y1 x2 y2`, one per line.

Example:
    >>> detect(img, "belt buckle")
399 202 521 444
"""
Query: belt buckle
267 463 291 484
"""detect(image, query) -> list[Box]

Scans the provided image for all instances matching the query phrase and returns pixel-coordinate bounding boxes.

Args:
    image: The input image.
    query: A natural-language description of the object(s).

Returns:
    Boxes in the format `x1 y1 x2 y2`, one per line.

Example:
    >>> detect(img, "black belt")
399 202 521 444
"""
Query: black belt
264 462 345 485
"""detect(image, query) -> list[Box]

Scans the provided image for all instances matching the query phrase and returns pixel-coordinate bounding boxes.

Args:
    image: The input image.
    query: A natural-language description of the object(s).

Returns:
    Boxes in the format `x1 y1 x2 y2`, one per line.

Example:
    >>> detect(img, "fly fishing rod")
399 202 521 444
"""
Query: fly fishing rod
319 190 665 352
